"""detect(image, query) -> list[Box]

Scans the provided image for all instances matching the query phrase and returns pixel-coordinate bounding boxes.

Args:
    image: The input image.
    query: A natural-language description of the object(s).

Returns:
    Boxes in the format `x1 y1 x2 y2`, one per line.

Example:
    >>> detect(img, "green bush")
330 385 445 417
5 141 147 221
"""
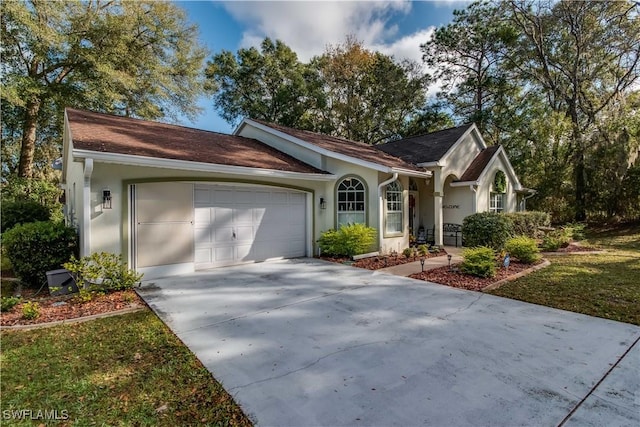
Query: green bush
417 244 429 256
1 177 63 223
1 296 20 312
402 247 413 258
22 301 40 320
64 252 143 293
1 200 51 232
541 229 571 251
460 246 496 278
2 221 78 288
505 236 540 264
503 211 551 238
563 222 586 241
462 212 513 250
317 223 377 257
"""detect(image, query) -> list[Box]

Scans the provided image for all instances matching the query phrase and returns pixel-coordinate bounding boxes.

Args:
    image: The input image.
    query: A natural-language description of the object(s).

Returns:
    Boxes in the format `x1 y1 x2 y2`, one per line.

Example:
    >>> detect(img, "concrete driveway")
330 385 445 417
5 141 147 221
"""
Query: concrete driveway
137 258 639 427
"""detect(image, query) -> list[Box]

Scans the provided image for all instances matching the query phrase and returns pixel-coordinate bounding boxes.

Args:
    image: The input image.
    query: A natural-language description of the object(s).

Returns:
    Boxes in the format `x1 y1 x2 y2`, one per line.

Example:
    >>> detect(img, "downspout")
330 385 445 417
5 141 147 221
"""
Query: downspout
470 185 477 213
522 190 536 211
377 173 398 251
82 158 93 257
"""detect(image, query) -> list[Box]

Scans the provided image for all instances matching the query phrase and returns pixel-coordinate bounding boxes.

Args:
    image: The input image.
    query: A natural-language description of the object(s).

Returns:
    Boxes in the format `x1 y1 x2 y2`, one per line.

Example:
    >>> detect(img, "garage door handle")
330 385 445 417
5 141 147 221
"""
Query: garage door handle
232 231 236 239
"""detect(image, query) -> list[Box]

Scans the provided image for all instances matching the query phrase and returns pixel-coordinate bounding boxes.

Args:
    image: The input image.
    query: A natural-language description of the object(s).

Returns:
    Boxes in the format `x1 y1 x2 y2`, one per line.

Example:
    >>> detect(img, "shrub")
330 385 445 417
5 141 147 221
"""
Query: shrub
317 224 377 257
2 221 78 288
1 296 20 312
22 301 40 320
563 222 586 241
1 177 63 223
64 252 143 293
462 212 513 250
417 244 429 256
503 211 551 238
1 200 50 232
505 236 540 264
402 247 413 258
541 230 571 251
460 246 496 278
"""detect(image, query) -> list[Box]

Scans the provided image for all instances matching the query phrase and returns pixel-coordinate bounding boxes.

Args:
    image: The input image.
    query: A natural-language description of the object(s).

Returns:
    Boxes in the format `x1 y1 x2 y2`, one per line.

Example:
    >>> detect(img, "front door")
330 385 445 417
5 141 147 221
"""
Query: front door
409 191 419 236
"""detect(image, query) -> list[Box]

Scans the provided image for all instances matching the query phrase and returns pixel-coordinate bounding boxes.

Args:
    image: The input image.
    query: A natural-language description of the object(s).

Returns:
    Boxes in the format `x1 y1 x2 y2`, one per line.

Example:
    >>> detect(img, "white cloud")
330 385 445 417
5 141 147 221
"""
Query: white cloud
221 0 413 61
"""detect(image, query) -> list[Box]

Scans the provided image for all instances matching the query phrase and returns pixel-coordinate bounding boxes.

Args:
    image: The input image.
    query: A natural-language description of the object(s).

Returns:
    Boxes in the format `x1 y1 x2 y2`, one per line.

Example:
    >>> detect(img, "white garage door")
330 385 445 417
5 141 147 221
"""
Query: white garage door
194 184 307 269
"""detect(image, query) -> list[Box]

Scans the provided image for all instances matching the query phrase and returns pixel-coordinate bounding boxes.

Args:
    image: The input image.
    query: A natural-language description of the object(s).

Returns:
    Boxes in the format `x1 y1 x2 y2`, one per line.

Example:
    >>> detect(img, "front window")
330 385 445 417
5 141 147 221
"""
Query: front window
385 181 403 234
490 193 504 213
337 177 366 227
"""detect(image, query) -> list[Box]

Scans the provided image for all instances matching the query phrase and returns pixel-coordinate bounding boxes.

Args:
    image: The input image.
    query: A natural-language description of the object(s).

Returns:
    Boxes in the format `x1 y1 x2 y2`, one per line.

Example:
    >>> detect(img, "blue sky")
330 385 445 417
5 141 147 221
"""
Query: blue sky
175 1 467 133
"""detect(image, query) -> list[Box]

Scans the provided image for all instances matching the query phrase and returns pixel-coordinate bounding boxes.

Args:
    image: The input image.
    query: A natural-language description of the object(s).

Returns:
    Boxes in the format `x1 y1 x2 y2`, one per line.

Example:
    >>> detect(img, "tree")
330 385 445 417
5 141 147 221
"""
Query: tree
1 0 206 178
311 37 429 144
421 1 520 144
403 102 455 137
205 38 319 128
506 0 640 220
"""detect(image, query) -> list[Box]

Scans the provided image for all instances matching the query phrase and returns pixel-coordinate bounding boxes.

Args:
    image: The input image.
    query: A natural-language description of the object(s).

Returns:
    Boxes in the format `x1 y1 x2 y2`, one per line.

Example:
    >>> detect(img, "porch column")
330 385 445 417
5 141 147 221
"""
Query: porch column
81 158 93 257
432 168 443 246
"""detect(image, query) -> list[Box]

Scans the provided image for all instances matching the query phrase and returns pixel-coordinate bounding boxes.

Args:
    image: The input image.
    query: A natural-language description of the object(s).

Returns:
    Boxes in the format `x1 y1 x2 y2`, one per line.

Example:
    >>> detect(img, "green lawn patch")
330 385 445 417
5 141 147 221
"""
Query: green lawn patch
488 223 640 325
1 310 252 426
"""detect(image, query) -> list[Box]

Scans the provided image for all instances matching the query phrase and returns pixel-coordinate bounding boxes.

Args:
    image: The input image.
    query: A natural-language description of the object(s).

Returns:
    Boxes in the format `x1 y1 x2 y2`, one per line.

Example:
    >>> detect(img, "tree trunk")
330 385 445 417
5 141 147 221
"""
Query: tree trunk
574 147 587 222
17 99 41 178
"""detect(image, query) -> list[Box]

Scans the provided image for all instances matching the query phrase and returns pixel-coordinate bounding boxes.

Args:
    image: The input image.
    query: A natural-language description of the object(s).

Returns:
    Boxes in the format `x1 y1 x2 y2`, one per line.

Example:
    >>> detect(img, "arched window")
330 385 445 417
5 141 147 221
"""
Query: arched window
337 177 366 227
385 181 403 234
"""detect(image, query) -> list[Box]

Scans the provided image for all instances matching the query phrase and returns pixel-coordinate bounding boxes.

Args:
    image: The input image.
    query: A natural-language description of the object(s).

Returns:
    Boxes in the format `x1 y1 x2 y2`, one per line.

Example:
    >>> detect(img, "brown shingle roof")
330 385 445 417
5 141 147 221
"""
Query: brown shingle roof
376 124 474 164
250 119 423 172
457 145 501 182
66 109 328 174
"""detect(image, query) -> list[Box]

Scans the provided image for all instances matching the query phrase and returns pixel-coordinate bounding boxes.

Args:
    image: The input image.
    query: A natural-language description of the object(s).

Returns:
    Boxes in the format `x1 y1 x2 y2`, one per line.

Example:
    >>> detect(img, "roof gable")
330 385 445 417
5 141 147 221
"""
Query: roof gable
242 119 426 174
65 109 328 175
451 145 523 190
375 124 475 164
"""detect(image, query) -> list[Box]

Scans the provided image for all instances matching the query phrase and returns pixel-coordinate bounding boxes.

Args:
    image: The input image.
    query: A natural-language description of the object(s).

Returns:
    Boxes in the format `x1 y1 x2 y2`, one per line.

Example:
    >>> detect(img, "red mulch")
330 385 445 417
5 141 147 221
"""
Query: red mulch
1 289 144 327
319 250 447 270
409 260 544 292
547 242 600 253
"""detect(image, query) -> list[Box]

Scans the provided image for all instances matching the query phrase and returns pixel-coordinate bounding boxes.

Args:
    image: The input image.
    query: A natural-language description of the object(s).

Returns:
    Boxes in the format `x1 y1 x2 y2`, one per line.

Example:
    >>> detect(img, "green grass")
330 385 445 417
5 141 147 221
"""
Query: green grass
1 310 252 426
488 223 640 325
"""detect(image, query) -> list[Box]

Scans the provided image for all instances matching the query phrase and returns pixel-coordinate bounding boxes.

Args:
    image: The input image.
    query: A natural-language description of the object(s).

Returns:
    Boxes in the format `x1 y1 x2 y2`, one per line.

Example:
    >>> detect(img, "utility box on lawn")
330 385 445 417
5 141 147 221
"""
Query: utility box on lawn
46 269 78 296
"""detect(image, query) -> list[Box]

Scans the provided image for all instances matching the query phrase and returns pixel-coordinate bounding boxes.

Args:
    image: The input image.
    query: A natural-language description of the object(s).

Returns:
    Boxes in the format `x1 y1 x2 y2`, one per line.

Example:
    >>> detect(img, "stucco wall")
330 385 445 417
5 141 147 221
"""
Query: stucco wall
476 155 518 213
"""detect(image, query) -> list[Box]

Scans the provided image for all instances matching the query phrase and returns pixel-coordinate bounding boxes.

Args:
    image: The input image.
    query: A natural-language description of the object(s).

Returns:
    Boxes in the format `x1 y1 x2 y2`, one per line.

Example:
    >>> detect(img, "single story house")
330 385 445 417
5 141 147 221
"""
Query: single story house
62 108 533 279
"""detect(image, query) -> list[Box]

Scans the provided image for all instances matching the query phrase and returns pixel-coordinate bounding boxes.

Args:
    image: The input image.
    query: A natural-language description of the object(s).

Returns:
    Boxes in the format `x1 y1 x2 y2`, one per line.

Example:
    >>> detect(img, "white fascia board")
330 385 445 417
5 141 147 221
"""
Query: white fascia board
391 168 432 178
72 149 337 181
450 180 479 187
416 161 442 168
241 119 393 173
439 124 487 164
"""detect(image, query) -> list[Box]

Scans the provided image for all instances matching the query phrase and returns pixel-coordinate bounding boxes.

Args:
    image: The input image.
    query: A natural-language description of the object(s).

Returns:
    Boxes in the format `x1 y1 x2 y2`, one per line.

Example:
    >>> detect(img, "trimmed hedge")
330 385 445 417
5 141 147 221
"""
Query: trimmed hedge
503 211 551 238
1 200 50 232
461 246 496 278
505 236 540 264
2 221 78 288
462 212 513 250
317 223 377 257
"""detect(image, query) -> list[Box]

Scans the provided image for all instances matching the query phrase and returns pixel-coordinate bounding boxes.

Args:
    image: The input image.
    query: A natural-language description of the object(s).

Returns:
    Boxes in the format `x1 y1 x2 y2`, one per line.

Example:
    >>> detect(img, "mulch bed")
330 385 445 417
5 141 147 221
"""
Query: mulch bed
409 260 545 292
545 242 601 253
1 289 144 327
319 249 447 270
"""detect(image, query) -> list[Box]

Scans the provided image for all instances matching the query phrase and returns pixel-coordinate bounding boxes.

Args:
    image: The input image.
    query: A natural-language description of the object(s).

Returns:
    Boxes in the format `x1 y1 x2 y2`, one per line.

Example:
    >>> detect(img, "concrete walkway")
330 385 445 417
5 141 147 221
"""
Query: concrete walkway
378 246 463 276
137 258 640 427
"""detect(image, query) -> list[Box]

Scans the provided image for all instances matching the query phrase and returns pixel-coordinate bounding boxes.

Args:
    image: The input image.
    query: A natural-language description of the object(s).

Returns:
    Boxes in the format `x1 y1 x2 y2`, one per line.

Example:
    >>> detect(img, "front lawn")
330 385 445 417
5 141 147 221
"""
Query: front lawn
488 223 640 325
1 310 252 426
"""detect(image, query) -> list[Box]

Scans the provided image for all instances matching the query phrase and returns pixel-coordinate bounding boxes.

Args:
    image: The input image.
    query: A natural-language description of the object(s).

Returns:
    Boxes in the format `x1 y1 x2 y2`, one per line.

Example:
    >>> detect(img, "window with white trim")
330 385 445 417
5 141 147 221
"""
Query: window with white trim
337 177 366 227
385 181 403 234
490 192 504 213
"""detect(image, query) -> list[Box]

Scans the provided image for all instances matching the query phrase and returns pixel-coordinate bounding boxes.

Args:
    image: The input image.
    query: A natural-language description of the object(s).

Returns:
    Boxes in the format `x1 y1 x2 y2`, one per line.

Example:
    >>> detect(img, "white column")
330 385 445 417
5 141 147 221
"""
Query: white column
81 158 93 257
432 168 443 246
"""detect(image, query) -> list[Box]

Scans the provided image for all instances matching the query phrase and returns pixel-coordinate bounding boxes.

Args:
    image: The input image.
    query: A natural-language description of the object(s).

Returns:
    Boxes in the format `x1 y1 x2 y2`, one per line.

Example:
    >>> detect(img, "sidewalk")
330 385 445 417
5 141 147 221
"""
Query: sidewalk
378 246 463 276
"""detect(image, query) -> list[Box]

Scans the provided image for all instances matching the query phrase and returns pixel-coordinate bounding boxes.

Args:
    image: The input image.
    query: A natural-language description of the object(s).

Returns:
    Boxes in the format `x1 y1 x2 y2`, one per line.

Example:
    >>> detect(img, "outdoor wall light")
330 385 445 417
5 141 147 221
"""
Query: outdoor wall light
447 254 452 270
102 189 112 209
319 197 327 210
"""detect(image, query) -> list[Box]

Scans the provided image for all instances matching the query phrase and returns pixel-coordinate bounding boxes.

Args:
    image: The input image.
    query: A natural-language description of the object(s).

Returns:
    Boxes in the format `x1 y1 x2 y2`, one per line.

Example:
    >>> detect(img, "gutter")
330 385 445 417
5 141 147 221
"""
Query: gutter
377 173 398 251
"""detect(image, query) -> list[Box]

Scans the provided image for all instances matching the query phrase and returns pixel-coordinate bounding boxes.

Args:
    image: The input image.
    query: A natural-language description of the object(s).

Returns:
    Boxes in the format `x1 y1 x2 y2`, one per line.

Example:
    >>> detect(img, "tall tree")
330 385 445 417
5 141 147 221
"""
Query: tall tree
420 1 519 143
1 0 206 178
311 37 429 144
205 38 319 128
506 0 640 220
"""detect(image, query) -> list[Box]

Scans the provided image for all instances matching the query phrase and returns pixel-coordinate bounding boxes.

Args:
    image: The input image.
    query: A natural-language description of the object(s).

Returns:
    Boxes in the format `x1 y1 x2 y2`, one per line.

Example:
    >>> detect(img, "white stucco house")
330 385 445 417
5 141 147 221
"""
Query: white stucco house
62 108 533 279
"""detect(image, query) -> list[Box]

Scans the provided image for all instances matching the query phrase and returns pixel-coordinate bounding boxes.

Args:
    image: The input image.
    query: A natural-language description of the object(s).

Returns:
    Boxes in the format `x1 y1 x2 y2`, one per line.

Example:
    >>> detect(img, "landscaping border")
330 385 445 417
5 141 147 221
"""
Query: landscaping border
482 259 551 292
0 305 146 331
541 250 606 256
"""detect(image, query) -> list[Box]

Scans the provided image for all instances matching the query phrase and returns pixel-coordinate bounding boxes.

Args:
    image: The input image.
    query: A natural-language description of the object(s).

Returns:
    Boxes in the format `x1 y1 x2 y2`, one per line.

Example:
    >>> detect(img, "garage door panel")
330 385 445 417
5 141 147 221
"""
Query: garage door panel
194 184 307 269
195 248 212 264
